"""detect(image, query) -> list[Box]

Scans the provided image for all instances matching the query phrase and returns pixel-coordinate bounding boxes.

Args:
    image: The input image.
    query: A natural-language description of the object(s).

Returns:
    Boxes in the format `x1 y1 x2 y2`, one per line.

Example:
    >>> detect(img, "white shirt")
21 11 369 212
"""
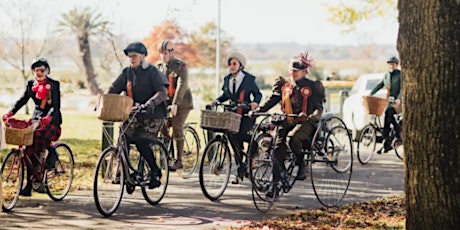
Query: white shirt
230 71 245 94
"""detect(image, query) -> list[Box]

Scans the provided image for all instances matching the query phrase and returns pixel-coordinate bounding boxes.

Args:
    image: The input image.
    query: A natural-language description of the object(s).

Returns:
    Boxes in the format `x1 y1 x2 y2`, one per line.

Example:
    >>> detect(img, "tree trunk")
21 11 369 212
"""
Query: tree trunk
78 32 100 95
397 0 460 229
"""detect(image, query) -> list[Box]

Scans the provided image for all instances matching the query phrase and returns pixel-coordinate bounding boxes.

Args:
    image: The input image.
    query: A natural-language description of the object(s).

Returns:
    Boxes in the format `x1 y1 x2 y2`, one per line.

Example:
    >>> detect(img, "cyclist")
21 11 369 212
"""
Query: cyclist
107 42 169 189
211 50 262 183
157 40 194 171
2 57 62 196
370 56 402 153
253 51 325 186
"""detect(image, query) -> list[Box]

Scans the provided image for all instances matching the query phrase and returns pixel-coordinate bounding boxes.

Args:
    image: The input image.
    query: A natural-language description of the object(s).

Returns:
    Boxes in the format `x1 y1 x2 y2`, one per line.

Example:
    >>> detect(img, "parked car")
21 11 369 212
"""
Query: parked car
342 73 387 139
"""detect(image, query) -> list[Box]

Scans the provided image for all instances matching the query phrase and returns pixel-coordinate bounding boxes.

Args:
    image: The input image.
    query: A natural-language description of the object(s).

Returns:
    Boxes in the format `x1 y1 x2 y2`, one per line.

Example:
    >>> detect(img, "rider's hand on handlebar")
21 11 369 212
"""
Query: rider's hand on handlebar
41 115 52 126
249 102 259 111
2 111 13 122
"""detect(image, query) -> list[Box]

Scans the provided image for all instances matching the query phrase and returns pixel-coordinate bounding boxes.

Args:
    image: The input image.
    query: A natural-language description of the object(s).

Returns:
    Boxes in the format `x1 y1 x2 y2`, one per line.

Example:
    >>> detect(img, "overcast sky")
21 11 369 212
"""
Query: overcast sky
0 0 398 46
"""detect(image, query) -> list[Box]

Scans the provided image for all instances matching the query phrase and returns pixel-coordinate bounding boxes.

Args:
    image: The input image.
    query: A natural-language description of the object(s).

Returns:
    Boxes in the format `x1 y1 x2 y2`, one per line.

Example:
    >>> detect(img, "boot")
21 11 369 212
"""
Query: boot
296 162 307 180
20 168 33 197
169 138 184 171
46 147 58 169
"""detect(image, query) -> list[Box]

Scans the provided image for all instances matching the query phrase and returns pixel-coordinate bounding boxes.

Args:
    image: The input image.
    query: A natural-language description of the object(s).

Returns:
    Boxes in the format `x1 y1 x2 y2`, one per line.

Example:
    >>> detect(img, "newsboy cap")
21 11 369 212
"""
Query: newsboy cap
123 42 148 56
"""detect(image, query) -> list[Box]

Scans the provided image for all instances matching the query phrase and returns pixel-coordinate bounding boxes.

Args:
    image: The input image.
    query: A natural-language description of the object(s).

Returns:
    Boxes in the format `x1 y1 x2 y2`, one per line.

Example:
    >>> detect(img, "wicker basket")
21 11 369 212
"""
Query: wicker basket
5 123 34 146
97 94 133 122
200 110 242 133
363 96 388 116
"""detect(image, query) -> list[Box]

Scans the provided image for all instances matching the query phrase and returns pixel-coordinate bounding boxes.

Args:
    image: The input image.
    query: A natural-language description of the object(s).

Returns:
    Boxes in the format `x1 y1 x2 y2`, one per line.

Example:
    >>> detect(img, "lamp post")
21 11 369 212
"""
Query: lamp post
215 0 221 98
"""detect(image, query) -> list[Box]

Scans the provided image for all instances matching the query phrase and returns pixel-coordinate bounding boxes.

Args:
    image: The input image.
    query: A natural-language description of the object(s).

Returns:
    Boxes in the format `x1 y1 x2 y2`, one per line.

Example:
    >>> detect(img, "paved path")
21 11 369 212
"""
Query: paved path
0 153 404 229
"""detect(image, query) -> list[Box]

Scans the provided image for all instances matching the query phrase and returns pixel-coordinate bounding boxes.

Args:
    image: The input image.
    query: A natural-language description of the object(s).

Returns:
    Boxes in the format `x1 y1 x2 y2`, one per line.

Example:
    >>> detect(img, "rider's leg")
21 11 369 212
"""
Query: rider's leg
169 109 190 170
289 121 315 180
382 107 396 152
135 138 161 189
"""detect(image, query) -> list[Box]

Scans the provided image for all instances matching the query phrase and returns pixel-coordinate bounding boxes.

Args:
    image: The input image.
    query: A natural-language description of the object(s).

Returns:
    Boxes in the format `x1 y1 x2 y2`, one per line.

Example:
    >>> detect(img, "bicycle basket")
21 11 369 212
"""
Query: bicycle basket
96 94 133 122
200 110 241 133
5 118 33 146
363 96 387 116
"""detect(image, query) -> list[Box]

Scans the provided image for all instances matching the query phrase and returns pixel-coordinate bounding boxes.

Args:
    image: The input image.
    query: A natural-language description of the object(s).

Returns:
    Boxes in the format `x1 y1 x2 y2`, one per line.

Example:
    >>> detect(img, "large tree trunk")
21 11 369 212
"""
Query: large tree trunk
78 32 100 95
397 0 460 229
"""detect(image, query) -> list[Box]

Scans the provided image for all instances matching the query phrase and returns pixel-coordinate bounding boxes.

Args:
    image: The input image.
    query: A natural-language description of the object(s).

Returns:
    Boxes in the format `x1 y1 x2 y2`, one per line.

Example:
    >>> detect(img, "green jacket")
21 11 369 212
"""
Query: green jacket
371 69 401 99
157 57 193 110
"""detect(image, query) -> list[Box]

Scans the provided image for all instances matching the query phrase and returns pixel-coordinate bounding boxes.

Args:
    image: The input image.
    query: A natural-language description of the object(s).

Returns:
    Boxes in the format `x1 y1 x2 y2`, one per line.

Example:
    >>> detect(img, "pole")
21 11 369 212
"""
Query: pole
216 0 221 98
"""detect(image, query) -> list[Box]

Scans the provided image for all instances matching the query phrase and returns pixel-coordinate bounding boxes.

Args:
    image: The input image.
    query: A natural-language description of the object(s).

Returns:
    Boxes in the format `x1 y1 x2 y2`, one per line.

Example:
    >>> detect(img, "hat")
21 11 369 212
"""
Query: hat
226 51 247 68
31 57 50 73
387 56 399 64
124 42 148 56
289 51 313 72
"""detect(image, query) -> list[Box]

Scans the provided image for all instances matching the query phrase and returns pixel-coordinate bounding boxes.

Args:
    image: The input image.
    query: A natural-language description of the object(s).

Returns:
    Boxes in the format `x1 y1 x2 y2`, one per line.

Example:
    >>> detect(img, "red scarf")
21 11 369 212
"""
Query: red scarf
32 79 49 99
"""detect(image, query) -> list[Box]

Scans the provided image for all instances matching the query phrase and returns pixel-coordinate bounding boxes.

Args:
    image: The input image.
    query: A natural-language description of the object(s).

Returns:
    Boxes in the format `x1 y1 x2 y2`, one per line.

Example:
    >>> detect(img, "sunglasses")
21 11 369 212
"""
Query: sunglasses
228 61 239 66
34 68 47 73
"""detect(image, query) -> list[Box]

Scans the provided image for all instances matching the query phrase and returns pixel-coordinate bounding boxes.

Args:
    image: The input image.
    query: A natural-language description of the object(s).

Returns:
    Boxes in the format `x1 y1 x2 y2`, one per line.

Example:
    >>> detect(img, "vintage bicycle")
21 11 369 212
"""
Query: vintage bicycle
198 102 255 201
93 104 169 217
356 96 404 164
1 118 74 212
248 112 353 212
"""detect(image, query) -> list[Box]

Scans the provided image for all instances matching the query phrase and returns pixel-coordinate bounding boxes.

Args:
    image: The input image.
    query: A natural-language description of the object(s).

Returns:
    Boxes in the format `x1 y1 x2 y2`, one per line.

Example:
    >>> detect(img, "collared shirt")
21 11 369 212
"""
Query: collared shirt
231 71 245 94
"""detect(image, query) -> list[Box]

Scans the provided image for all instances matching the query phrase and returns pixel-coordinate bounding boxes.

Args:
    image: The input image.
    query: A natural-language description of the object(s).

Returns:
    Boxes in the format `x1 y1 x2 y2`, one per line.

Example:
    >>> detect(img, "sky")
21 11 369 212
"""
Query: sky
0 0 399 46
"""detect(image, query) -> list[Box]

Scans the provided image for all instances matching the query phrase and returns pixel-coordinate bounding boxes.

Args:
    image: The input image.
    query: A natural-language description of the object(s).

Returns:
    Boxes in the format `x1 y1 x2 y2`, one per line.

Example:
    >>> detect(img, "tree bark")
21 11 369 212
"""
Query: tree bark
397 0 460 229
78 32 100 95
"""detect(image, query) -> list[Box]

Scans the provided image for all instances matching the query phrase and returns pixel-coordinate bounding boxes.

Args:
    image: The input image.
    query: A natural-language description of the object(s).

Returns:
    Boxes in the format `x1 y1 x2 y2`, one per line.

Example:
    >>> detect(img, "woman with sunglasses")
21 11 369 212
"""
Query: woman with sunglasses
2 57 62 196
211 50 262 183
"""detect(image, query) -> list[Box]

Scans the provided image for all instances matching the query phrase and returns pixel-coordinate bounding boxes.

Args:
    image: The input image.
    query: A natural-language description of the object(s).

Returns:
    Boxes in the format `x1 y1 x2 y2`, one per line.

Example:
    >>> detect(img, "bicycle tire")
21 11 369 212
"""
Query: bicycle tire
1 150 23 212
199 138 231 201
142 140 169 205
310 124 352 208
177 126 200 179
326 125 353 173
357 125 378 164
393 138 404 160
93 147 124 217
46 142 74 201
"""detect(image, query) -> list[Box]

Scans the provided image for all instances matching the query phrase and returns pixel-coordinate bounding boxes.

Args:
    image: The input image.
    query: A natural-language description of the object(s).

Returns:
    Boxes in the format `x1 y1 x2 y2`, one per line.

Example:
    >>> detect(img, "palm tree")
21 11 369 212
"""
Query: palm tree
57 7 109 95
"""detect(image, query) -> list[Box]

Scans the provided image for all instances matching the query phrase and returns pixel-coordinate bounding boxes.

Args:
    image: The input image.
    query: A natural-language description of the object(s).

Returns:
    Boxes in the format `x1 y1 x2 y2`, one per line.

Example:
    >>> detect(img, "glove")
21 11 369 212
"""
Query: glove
247 110 254 118
41 115 52 126
169 104 178 116
2 111 13 121
308 110 321 123
142 101 155 114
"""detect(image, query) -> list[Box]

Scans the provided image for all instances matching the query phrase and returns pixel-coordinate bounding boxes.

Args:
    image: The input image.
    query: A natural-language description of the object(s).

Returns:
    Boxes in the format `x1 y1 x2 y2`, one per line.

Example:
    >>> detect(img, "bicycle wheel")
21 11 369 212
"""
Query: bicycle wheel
249 132 276 212
199 138 231 201
46 143 74 201
310 126 352 207
93 147 124 217
142 140 169 205
326 125 353 173
1 150 23 212
356 125 378 164
393 137 404 160
177 126 200 179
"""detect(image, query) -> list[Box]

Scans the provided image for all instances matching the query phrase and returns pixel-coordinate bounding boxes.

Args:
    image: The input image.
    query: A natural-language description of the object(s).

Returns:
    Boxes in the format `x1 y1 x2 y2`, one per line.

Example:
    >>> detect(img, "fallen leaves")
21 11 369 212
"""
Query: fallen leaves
231 195 405 230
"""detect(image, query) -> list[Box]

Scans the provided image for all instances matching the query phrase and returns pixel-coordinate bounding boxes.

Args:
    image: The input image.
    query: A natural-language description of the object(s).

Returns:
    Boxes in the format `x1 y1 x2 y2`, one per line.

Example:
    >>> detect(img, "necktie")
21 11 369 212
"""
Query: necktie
232 78 236 94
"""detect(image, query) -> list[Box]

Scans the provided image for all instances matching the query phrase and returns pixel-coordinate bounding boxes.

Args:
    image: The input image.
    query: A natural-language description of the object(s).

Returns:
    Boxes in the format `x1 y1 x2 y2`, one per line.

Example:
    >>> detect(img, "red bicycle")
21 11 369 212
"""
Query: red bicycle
1 118 74 212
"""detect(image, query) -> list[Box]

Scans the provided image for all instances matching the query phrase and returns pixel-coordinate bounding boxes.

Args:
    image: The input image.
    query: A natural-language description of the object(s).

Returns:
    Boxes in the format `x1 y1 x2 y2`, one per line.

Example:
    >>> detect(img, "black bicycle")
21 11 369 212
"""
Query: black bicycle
93 106 169 217
198 102 254 201
356 98 403 164
248 112 353 212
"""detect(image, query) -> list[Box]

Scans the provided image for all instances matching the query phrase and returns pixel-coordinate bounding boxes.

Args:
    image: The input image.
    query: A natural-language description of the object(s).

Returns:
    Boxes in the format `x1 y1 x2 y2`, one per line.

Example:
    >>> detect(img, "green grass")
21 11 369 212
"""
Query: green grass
0 110 204 191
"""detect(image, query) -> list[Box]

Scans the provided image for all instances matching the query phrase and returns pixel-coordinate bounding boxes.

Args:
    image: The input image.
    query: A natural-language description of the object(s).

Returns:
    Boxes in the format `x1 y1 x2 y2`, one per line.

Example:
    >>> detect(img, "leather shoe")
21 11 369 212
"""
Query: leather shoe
296 163 307 180
168 160 183 171
149 171 162 189
20 183 32 196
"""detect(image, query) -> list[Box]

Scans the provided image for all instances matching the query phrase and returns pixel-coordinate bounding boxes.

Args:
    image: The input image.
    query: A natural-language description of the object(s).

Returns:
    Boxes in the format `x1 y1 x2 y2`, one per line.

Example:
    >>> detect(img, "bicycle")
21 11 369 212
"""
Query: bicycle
1 118 74 212
160 114 201 179
356 99 403 164
93 105 169 217
198 102 254 201
248 112 353 212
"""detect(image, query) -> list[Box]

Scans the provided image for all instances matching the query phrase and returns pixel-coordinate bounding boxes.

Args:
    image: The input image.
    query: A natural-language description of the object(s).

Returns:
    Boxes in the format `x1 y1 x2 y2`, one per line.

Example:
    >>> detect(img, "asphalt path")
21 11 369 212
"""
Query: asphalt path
0 152 404 229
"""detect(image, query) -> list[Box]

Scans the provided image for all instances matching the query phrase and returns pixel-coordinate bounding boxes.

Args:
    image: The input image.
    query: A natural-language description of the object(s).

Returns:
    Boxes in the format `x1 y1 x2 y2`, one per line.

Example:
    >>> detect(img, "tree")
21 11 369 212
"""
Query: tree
327 0 397 32
398 0 460 228
57 6 109 95
0 0 52 114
